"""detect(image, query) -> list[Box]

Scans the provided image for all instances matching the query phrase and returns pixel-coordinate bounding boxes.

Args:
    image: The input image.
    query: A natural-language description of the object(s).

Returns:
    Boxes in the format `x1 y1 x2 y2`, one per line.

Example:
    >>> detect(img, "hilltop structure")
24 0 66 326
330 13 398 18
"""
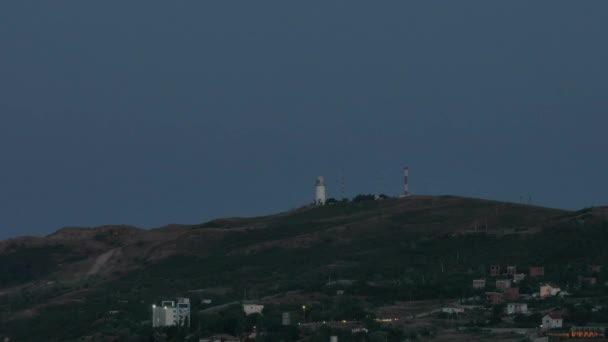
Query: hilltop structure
315 176 326 205
399 167 410 197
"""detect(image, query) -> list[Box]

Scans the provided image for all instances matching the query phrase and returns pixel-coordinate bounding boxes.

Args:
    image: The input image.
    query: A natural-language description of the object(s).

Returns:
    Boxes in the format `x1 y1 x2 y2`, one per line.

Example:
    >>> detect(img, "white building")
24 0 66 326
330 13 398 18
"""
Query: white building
473 279 486 289
507 303 528 315
441 305 465 314
542 312 563 329
153 305 177 327
315 176 326 205
496 279 512 290
513 273 526 283
152 298 190 328
243 304 264 315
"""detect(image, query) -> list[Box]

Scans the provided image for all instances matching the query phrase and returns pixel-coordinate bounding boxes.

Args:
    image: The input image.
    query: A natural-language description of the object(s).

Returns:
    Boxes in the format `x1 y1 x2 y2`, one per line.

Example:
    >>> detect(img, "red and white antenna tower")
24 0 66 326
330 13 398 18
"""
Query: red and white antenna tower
403 167 410 196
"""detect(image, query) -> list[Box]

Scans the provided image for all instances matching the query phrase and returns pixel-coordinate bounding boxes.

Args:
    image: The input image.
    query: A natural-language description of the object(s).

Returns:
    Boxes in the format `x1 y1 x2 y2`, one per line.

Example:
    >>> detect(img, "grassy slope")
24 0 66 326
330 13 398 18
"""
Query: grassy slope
2 196 607 340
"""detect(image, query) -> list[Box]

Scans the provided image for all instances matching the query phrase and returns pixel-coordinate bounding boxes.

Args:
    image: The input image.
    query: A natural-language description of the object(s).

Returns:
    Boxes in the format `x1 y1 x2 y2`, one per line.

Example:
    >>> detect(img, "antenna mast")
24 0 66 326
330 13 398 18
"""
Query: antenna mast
402 166 410 197
341 168 346 200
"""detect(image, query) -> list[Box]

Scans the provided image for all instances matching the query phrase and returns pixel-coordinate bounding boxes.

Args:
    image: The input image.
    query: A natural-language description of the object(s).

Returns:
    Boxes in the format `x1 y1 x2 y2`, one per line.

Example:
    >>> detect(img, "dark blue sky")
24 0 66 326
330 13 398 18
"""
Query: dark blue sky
1 2 607 238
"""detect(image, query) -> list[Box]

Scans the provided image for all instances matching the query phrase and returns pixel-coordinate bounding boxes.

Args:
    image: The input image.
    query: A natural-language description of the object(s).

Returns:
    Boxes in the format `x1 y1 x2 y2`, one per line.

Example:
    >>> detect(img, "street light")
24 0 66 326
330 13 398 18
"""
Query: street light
302 305 306 322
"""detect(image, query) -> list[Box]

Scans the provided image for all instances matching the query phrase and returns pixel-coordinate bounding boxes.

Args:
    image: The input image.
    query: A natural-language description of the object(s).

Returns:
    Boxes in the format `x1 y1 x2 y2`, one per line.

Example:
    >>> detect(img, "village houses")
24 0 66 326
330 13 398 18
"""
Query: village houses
540 283 561 298
589 265 602 273
441 304 465 315
530 267 545 277
473 279 486 289
496 279 512 290
503 287 520 301
507 303 528 315
243 304 264 315
486 292 504 305
581 277 597 286
542 312 563 330
513 273 526 283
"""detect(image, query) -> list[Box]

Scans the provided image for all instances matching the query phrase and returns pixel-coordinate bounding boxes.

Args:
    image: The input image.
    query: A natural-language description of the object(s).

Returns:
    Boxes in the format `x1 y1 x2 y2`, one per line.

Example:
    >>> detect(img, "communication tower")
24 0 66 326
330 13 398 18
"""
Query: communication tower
402 167 410 197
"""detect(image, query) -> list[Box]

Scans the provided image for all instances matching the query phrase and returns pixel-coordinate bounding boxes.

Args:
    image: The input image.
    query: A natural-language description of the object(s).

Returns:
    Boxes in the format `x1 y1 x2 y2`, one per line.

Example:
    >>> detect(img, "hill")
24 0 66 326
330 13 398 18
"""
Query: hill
0 195 607 341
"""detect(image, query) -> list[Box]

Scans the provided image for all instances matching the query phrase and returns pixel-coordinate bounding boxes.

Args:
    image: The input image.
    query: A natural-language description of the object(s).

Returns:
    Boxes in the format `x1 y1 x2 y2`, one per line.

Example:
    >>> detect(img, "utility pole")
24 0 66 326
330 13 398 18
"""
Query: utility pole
341 168 346 200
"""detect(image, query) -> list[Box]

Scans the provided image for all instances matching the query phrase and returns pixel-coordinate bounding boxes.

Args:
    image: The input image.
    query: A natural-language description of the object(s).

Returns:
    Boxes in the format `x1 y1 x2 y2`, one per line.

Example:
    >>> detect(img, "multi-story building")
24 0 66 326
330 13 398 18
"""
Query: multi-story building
152 298 190 328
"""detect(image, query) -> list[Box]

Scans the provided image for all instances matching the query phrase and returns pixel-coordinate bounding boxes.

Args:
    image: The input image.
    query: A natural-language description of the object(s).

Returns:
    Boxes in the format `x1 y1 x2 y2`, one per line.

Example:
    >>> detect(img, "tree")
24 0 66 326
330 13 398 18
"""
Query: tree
368 331 388 342
326 198 338 205
490 304 505 324
513 313 541 328
353 194 375 203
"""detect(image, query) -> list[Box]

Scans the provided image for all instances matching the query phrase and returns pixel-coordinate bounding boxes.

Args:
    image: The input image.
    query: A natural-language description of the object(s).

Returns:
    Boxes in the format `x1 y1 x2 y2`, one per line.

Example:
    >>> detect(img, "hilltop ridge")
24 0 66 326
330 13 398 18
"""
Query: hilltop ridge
0 195 576 287
2 195 608 340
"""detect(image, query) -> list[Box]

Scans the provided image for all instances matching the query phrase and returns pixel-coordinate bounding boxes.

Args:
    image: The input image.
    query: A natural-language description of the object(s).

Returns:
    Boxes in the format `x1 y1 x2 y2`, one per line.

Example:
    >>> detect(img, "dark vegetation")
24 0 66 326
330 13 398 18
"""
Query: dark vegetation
0 196 607 340
0 246 77 287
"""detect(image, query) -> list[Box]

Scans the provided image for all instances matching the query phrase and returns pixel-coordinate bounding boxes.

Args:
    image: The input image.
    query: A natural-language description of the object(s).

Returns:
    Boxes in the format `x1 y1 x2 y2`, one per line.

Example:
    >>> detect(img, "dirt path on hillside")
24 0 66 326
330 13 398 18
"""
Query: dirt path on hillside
87 249 117 276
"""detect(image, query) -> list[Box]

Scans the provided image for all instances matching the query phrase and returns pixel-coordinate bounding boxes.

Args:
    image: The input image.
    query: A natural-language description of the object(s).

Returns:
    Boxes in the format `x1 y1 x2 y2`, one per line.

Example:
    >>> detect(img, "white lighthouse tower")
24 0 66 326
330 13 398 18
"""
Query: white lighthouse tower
315 176 326 205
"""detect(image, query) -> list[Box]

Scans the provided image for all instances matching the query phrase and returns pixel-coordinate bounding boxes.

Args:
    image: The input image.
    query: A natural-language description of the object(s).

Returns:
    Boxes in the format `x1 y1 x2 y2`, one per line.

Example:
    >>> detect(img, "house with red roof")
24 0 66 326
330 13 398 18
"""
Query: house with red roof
530 267 545 277
504 287 520 301
485 292 504 305
542 311 563 329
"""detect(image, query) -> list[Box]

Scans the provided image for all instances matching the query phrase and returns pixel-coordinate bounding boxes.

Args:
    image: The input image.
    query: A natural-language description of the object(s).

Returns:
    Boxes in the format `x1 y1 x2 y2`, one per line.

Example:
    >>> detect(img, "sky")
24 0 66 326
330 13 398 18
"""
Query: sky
1 1 607 238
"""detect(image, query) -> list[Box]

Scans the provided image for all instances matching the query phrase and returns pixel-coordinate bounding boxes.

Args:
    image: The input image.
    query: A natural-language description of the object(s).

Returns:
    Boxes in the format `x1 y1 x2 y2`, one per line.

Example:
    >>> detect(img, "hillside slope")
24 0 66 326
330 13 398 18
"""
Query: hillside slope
1 195 606 341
